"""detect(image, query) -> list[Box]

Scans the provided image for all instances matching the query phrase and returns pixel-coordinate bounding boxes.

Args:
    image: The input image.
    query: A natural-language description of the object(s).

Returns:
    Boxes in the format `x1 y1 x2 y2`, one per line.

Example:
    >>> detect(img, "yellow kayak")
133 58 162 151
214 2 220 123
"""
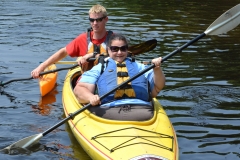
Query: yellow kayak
62 66 179 160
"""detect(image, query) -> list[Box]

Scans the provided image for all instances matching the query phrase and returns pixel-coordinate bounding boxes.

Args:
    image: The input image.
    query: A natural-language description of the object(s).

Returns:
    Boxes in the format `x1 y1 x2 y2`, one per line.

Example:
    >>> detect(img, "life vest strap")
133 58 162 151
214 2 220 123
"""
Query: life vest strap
117 63 126 67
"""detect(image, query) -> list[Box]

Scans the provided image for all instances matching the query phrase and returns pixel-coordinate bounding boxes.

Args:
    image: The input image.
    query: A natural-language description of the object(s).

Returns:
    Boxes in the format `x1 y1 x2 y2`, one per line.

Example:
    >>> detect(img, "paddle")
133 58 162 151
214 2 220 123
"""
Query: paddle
128 39 157 55
79 39 157 58
0 39 157 88
1 4 239 153
0 64 79 87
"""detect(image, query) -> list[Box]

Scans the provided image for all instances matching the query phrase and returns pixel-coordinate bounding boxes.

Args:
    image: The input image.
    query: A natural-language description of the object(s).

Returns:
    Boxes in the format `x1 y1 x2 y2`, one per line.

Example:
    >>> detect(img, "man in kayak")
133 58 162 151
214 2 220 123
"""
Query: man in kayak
74 34 165 121
31 4 112 78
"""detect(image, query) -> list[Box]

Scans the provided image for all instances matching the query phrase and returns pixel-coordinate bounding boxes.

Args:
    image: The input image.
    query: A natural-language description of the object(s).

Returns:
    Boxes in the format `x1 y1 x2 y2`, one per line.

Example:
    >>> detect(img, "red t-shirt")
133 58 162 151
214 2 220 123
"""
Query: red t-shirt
66 31 108 57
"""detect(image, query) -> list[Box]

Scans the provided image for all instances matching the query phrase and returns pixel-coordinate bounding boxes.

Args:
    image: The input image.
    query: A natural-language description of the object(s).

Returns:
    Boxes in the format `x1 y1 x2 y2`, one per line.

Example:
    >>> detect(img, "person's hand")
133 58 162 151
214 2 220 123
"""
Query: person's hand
77 53 93 66
151 57 162 68
77 56 88 66
89 95 101 106
31 66 44 79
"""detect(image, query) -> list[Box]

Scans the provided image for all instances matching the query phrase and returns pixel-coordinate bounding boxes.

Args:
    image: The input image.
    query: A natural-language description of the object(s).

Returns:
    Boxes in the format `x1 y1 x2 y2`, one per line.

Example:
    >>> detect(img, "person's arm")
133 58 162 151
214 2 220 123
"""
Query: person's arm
31 47 68 78
74 82 101 106
66 33 90 65
74 63 102 106
150 57 165 97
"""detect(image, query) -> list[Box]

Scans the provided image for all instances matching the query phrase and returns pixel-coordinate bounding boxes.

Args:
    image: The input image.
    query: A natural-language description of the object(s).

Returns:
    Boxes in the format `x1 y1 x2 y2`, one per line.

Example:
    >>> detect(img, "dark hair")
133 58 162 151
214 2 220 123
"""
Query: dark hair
107 33 129 48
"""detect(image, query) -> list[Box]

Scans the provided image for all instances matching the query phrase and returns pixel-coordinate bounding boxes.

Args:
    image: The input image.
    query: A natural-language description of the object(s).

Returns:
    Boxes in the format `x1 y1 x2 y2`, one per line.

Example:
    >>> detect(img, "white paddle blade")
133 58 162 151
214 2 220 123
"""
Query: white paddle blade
1 133 43 152
205 4 240 35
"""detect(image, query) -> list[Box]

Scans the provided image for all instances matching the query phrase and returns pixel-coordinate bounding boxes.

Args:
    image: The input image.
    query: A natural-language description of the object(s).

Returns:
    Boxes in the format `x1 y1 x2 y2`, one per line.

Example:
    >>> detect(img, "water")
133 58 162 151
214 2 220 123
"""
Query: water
0 0 240 159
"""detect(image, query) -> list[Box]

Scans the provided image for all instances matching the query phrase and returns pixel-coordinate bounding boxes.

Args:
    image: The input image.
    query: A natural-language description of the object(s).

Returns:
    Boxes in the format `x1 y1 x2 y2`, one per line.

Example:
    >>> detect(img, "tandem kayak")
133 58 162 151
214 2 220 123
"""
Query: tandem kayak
62 66 179 160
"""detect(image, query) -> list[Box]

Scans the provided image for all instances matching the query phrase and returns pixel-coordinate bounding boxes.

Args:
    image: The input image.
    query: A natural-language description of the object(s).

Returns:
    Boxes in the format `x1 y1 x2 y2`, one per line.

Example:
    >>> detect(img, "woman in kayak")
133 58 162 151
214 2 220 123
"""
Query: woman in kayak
74 33 165 121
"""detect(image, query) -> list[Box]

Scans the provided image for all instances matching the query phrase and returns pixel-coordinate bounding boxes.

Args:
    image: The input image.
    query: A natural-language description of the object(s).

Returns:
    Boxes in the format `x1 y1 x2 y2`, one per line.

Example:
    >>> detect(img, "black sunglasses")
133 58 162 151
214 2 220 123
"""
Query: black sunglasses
109 45 128 52
89 16 106 23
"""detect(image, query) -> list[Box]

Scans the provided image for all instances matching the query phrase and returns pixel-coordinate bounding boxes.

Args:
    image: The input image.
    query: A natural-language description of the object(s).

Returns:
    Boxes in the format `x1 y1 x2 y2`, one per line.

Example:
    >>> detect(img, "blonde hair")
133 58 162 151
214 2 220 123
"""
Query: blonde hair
89 4 107 17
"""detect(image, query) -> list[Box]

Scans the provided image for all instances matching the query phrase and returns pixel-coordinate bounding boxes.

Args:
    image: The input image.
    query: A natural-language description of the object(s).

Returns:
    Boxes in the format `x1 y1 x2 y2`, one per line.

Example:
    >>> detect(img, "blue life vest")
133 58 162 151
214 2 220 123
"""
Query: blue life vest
97 58 150 104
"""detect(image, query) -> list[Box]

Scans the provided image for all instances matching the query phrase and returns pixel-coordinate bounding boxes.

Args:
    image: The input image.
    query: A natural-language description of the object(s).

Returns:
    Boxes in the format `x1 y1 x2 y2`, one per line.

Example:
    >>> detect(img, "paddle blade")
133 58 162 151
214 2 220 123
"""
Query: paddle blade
128 39 157 55
205 4 240 35
1 133 43 153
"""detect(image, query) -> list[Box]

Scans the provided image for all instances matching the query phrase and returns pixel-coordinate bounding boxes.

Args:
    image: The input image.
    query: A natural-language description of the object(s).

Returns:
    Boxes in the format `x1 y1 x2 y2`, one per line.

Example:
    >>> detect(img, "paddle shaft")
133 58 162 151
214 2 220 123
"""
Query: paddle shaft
0 64 79 86
42 33 207 136
40 64 78 75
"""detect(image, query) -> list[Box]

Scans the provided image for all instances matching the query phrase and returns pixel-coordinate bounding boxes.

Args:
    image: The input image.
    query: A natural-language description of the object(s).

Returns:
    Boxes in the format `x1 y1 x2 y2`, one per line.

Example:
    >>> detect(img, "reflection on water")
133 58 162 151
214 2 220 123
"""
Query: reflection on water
32 87 58 116
0 0 240 159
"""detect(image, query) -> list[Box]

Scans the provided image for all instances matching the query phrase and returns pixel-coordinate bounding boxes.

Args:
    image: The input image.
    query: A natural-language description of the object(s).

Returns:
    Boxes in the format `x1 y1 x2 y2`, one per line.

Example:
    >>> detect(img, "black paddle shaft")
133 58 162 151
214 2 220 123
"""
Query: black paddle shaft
0 64 79 86
42 33 206 136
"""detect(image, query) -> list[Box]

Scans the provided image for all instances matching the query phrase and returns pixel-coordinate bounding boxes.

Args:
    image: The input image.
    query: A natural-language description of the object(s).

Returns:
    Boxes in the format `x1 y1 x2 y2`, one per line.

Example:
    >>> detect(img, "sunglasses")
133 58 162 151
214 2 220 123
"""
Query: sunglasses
89 16 106 23
109 45 128 52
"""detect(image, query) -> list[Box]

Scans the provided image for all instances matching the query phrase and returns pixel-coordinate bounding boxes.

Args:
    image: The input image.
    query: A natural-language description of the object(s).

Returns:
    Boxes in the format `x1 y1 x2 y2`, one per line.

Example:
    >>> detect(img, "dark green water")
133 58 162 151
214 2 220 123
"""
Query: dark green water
0 0 240 159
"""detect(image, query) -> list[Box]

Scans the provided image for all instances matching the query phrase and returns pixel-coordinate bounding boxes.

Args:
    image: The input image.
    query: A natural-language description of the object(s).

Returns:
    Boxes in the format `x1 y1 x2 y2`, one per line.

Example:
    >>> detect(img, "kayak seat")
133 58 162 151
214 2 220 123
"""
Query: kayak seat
88 104 154 121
